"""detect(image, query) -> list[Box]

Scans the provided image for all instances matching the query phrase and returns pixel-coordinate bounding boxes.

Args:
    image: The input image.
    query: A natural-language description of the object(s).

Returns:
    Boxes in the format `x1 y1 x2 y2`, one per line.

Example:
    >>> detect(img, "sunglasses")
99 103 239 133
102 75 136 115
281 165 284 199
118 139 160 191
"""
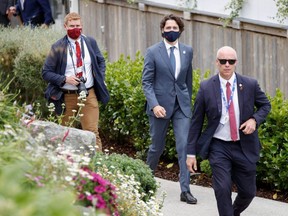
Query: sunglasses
218 59 237 65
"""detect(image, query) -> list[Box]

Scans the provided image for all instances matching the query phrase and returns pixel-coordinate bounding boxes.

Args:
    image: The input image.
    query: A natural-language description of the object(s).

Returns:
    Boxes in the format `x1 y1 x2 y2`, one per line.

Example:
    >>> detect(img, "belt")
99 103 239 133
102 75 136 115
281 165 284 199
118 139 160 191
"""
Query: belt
62 86 93 94
62 89 78 94
212 137 240 143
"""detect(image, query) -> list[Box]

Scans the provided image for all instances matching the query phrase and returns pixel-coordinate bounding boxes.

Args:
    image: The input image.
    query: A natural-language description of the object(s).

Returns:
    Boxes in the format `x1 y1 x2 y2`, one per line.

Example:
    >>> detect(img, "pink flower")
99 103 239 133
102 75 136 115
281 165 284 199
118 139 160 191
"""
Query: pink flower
94 185 106 193
74 167 118 214
78 193 85 200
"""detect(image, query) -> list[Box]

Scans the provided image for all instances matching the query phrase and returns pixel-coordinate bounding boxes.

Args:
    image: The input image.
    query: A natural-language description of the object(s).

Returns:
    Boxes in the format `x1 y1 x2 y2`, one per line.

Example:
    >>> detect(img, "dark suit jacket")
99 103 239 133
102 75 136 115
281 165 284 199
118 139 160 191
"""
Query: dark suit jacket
187 73 271 163
15 0 54 26
142 41 193 118
0 0 13 15
42 35 110 114
0 0 13 26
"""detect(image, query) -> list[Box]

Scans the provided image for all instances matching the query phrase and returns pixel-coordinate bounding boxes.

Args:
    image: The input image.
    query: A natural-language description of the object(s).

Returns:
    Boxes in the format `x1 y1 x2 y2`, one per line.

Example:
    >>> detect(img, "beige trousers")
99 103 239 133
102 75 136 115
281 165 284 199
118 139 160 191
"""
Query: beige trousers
61 88 102 151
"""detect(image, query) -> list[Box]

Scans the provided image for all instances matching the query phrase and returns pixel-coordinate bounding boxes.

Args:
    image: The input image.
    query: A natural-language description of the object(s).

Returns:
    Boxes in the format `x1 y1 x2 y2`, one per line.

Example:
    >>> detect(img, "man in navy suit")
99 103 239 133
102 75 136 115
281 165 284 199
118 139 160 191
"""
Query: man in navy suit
42 12 109 151
10 0 54 27
142 14 197 204
186 46 271 215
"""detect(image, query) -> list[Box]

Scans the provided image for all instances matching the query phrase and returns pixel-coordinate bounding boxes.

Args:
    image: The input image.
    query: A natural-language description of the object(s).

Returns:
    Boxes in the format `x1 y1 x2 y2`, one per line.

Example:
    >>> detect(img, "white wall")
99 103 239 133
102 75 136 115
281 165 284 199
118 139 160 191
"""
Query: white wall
144 0 288 26
70 0 79 13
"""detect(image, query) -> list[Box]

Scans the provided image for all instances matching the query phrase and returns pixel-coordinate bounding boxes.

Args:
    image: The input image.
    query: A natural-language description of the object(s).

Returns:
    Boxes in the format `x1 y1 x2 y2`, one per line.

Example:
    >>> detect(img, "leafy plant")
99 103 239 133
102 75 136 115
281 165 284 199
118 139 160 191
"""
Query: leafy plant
100 52 150 149
0 162 80 216
91 152 157 202
199 159 212 177
0 26 63 114
274 0 288 23
257 89 288 191
73 166 119 215
221 0 246 26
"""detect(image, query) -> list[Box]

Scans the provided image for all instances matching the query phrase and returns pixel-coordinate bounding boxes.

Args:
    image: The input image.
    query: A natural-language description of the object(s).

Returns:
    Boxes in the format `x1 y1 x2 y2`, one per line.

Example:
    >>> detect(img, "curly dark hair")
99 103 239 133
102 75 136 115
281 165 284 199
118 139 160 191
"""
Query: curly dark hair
160 14 185 33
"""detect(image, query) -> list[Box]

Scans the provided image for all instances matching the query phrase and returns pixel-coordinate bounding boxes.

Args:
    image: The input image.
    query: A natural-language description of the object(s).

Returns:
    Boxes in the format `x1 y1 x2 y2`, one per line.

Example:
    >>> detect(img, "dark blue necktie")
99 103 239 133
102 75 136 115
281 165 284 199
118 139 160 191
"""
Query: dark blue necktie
170 46 176 74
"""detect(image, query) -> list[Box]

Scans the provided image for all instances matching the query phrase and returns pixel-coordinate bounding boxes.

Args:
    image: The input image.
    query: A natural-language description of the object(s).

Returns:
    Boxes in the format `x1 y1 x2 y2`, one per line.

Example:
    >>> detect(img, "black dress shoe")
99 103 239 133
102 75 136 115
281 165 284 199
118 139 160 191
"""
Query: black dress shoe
180 191 197 204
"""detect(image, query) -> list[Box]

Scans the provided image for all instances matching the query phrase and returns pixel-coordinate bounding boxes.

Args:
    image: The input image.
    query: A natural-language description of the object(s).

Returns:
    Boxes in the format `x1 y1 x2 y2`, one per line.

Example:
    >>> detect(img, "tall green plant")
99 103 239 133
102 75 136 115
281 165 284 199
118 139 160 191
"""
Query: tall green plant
258 89 288 191
0 26 63 108
100 52 149 147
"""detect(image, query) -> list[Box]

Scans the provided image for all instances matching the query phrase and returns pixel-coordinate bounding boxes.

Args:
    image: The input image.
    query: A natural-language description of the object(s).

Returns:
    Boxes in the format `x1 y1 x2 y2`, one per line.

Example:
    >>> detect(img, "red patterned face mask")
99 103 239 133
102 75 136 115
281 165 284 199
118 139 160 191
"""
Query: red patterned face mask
67 28 82 39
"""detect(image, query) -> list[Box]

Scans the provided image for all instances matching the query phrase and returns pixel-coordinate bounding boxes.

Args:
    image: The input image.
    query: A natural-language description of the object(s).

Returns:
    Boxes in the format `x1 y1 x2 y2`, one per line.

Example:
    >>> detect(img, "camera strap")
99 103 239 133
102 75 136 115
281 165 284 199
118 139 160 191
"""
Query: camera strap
67 36 86 78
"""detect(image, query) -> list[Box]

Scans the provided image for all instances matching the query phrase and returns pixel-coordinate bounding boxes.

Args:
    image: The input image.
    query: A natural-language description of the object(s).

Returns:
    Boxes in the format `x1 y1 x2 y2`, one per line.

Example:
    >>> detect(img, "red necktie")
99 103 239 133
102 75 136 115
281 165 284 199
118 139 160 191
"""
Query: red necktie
226 82 238 141
75 41 83 77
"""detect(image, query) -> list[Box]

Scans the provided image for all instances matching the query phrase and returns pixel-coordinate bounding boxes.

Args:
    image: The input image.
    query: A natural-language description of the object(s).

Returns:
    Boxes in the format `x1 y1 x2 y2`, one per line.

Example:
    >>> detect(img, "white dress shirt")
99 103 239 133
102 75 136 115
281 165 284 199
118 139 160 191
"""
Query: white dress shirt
213 73 240 141
62 36 94 90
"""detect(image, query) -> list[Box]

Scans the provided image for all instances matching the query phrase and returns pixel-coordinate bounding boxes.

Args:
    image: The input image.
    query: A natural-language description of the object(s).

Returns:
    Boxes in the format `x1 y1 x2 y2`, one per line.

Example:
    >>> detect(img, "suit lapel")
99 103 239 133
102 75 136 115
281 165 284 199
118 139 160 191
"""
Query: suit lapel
212 75 222 114
236 73 244 121
179 43 185 78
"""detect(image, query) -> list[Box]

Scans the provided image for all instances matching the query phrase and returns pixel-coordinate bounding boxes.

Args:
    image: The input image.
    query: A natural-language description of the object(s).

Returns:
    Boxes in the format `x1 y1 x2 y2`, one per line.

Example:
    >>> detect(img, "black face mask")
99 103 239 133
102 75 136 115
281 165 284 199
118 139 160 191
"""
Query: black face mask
162 31 180 42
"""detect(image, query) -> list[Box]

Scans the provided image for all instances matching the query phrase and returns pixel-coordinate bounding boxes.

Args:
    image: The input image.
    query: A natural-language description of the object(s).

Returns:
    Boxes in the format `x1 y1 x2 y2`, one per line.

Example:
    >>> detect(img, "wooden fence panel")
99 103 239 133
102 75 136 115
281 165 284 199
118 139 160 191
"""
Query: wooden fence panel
79 0 288 97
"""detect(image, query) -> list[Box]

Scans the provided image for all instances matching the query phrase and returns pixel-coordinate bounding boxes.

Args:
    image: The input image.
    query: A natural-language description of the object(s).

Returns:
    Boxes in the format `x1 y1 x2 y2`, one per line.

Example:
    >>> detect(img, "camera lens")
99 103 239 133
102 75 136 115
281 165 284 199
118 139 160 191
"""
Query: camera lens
77 77 88 96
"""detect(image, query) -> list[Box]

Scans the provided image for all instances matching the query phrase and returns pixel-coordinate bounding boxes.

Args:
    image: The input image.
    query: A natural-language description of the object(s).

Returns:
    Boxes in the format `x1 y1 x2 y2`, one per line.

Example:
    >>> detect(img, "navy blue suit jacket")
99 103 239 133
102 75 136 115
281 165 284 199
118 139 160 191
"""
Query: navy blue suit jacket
142 41 193 118
42 35 110 114
16 0 54 25
187 73 271 163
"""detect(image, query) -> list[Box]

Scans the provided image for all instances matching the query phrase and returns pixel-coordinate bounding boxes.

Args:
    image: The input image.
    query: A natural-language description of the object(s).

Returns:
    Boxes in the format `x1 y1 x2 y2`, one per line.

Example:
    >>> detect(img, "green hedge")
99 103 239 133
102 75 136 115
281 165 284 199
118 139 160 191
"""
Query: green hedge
0 26 63 109
257 89 288 190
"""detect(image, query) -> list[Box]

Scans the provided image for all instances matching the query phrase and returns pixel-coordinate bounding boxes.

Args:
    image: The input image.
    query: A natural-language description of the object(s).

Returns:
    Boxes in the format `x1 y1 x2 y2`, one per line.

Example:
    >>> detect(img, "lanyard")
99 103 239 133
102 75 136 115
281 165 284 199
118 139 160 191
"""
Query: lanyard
67 37 86 76
220 78 236 112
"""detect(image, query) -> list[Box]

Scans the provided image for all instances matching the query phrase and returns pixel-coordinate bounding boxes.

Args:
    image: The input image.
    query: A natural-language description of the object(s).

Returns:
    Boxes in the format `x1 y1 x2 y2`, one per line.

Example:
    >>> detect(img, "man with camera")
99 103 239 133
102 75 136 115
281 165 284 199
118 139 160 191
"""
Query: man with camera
42 12 109 151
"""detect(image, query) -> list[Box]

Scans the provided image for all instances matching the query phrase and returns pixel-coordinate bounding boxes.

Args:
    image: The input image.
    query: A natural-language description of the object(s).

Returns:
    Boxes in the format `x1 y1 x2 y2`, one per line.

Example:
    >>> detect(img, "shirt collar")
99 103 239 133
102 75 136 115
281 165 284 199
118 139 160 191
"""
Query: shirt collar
163 40 179 51
218 72 236 86
67 36 81 45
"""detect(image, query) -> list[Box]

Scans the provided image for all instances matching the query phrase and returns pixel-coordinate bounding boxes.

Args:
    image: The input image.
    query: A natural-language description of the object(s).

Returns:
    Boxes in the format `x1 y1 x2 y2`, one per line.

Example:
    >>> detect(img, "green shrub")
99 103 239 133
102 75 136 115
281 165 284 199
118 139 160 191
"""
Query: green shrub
0 92 81 216
100 52 149 147
0 26 63 111
91 152 157 202
258 89 288 191
0 162 80 216
199 159 212 177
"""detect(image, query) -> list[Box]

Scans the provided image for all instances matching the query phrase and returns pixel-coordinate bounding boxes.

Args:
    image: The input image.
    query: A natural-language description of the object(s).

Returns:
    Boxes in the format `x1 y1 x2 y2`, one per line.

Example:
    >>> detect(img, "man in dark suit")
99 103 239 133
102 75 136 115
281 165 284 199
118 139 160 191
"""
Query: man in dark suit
186 46 271 215
0 0 13 26
142 14 197 204
10 0 54 27
42 12 109 151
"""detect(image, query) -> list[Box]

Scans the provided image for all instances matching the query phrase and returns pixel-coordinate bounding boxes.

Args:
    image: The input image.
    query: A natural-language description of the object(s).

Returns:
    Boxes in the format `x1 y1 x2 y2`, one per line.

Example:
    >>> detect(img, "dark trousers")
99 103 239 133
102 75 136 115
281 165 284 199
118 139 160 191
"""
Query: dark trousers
208 138 256 216
0 14 9 27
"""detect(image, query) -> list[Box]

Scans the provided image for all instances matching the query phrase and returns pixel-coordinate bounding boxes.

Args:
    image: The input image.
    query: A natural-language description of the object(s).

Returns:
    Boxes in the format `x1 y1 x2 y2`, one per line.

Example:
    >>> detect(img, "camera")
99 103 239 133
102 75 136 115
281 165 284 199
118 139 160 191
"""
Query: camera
77 76 89 96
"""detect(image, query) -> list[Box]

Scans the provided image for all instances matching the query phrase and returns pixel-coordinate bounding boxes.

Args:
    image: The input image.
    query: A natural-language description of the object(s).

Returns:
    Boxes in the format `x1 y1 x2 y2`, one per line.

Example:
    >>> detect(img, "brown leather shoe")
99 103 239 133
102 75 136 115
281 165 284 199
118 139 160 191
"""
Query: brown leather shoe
180 191 197 204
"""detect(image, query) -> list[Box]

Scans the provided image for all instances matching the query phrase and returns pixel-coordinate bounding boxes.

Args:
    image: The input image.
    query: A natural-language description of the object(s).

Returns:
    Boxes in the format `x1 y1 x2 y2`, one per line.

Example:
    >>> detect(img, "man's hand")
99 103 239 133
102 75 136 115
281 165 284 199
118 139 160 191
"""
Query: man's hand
186 157 197 173
239 118 257 135
9 6 16 14
153 105 166 118
40 23 49 29
65 76 80 86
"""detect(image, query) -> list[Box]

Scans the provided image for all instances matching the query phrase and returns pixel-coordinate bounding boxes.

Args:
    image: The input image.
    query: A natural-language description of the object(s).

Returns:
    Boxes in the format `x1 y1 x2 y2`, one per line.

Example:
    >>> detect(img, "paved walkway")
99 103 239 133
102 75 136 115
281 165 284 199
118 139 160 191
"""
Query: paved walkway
156 178 288 216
